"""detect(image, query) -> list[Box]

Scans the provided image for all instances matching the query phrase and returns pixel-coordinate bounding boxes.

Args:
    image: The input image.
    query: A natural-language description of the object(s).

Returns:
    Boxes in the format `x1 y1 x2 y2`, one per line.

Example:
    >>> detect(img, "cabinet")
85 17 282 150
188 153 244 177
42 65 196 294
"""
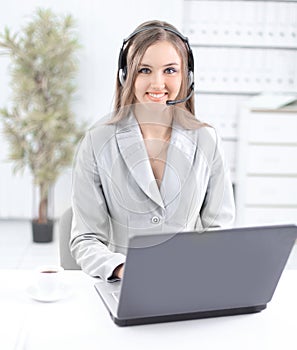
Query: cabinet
183 0 297 185
235 101 297 226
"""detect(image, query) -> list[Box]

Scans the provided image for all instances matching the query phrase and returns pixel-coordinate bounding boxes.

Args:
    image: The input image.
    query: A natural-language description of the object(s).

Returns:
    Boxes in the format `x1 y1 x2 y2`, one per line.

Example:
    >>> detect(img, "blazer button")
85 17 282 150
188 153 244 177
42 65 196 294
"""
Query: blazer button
151 216 160 224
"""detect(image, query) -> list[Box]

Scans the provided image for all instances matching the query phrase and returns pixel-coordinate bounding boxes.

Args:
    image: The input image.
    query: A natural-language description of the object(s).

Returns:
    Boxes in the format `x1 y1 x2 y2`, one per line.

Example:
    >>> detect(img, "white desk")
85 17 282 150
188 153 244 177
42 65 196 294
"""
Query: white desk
1 269 296 350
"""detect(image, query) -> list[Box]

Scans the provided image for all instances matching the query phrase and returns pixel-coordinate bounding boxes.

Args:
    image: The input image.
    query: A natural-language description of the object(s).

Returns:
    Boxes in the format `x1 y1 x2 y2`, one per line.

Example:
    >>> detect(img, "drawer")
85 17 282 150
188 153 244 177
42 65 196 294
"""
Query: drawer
245 177 297 205
247 145 297 174
247 113 297 144
242 208 297 226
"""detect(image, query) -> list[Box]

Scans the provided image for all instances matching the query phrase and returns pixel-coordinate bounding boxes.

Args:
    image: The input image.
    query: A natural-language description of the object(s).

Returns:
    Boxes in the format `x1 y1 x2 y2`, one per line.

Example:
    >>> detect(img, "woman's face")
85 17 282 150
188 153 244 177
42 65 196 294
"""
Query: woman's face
134 41 182 105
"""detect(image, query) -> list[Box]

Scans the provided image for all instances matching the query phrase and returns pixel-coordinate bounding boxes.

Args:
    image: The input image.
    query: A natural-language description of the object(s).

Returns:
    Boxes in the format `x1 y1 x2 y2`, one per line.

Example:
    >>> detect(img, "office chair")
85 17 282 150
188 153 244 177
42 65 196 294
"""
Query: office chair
59 207 81 270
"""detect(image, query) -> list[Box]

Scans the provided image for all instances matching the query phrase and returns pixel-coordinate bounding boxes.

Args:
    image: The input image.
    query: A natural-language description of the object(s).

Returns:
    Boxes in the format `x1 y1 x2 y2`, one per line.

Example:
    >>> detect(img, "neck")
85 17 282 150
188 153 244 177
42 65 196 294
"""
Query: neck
134 103 173 140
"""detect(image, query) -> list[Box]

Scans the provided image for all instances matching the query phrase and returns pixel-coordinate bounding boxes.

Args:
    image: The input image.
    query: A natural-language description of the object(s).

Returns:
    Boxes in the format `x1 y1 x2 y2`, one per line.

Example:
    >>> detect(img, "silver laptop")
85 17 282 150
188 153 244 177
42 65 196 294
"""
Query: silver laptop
94 224 297 326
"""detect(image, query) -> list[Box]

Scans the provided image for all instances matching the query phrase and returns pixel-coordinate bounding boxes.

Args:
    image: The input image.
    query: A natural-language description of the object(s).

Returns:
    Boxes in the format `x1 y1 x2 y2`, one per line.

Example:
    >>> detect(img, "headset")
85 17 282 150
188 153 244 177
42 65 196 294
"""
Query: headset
118 25 195 106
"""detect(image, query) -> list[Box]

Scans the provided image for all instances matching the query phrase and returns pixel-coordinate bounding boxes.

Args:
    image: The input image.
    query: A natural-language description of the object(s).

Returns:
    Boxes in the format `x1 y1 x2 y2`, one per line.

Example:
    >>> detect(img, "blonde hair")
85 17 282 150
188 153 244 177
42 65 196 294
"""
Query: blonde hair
109 20 203 129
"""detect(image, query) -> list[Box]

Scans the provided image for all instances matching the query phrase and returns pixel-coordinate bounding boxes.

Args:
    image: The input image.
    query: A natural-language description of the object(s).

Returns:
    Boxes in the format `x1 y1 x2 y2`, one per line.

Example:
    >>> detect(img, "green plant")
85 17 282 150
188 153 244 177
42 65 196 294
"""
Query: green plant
0 8 84 223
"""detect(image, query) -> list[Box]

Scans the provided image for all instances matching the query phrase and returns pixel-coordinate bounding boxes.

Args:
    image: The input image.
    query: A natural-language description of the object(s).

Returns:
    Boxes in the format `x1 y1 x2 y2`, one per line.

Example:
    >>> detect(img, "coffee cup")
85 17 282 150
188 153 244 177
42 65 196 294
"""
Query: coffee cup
35 265 64 296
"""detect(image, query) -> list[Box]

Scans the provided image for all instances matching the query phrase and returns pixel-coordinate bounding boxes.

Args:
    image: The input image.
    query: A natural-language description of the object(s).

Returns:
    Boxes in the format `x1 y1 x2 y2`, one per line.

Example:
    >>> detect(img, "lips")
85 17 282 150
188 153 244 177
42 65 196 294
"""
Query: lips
146 92 168 102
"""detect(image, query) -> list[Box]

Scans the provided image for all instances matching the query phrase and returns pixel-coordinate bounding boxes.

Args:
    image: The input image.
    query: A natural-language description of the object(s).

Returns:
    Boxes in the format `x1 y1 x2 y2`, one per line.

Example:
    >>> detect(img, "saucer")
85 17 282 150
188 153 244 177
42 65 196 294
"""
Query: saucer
26 283 71 302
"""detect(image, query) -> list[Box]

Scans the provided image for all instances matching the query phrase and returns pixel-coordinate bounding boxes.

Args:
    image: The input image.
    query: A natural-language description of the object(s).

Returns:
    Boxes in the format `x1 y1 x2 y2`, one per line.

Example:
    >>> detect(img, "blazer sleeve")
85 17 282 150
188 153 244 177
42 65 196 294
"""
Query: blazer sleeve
70 131 126 281
199 128 235 229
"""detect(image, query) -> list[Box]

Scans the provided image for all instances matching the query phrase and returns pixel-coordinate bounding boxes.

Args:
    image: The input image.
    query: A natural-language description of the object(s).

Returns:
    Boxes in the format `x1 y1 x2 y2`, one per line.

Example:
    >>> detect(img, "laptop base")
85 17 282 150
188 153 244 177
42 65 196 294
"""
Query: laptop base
111 304 267 327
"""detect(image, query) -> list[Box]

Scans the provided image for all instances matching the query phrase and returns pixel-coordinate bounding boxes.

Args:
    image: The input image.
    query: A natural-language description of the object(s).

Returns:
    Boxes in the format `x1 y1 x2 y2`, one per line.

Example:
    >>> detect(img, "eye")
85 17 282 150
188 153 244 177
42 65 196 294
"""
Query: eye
138 67 151 74
165 67 177 74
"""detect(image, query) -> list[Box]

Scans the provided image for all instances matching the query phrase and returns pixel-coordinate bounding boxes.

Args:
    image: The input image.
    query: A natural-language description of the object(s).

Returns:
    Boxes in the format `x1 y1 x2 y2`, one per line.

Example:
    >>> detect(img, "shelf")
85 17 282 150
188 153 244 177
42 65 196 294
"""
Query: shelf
195 91 257 96
191 44 297 51
184 0 297 4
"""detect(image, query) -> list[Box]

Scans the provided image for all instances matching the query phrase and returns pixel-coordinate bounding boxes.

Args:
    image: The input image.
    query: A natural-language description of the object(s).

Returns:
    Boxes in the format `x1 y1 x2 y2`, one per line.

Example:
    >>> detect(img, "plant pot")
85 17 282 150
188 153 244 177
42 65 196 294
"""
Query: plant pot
32 220 54 243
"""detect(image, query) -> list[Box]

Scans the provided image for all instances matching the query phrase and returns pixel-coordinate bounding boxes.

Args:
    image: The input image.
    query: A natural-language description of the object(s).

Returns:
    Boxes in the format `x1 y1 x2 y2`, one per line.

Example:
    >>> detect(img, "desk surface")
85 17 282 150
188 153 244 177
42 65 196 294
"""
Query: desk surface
1 269 296 350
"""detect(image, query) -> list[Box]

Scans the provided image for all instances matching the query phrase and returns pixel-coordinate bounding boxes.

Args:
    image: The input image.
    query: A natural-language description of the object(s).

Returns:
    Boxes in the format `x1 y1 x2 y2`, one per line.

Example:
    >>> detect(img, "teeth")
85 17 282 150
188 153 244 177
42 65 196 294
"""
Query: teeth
149 93 165 98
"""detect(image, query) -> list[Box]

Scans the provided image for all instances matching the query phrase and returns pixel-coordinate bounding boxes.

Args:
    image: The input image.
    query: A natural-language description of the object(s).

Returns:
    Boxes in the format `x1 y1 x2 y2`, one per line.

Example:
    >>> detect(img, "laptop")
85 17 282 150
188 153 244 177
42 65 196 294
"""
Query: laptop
94 224 297 326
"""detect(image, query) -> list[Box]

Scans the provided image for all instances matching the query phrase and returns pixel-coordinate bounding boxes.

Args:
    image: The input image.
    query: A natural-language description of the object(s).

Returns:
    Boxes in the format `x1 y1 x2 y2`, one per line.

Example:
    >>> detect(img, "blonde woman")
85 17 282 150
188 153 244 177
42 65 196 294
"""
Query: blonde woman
70 20 235 280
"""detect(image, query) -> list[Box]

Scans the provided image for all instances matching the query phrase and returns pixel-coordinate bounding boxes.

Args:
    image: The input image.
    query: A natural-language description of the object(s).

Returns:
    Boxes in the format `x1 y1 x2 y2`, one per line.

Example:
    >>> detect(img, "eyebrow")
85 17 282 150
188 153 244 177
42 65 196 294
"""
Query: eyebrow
139 63 180 68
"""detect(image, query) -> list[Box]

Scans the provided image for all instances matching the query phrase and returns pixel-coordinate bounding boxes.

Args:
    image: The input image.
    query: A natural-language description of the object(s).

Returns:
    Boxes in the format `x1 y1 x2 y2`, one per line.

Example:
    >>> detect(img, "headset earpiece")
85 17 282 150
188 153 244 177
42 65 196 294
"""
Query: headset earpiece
118 67 126 86
188 71 194 89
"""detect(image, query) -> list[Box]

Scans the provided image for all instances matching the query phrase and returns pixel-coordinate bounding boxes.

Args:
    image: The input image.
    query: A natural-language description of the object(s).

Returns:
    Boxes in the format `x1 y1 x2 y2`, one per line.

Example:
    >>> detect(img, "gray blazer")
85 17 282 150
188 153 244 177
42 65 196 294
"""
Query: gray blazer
70 113 235 280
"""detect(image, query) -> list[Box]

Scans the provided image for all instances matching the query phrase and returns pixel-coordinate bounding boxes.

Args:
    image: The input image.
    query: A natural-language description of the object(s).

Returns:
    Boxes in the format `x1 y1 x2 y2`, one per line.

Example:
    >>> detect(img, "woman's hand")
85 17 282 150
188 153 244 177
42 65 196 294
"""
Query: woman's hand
113 264 124 279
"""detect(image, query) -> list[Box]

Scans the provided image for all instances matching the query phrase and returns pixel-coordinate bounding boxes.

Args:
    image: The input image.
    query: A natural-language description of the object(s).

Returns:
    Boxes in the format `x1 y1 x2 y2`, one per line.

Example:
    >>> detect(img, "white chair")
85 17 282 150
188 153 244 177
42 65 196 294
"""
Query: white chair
59 208 81 270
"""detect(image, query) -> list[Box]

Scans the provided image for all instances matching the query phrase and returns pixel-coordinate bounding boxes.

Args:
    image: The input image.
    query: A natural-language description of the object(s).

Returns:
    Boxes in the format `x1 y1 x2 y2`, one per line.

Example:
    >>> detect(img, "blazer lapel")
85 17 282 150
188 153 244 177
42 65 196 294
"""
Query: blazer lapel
116 113 164 208
160 117 197 207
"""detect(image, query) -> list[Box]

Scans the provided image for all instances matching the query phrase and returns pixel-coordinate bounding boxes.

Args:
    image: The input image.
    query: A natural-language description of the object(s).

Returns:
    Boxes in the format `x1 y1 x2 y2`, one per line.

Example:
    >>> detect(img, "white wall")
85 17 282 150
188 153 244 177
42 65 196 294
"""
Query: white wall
0 0 183 219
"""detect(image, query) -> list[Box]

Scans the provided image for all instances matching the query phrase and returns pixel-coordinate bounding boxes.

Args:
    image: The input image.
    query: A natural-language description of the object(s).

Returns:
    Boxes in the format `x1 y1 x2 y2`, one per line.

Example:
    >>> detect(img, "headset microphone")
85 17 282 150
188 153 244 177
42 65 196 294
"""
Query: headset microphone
166 84 194 106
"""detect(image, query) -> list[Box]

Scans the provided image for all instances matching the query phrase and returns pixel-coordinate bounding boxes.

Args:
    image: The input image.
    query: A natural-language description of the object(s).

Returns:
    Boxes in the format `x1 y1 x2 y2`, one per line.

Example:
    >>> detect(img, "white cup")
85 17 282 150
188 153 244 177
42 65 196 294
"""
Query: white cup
35 265 64 296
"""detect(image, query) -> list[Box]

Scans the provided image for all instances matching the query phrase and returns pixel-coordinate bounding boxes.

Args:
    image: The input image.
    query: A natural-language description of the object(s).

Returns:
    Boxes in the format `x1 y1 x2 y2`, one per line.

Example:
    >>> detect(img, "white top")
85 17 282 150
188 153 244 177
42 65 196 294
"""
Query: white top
1 269 297 350
70 112 235 280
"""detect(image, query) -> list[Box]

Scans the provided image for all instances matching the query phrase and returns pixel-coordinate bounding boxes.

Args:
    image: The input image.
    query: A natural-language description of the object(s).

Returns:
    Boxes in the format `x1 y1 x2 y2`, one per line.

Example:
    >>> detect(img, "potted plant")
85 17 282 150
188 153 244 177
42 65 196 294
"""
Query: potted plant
0 8 84 242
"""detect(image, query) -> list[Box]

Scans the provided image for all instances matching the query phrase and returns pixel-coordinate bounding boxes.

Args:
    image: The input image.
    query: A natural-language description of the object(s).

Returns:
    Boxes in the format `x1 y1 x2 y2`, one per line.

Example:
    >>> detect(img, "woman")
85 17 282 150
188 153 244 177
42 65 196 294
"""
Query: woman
70 20 235 281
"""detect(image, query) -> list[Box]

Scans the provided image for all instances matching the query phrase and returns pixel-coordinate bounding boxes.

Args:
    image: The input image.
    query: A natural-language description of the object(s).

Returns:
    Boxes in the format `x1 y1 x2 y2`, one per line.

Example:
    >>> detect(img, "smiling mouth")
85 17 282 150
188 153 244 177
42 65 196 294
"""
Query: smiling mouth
146 92 168 100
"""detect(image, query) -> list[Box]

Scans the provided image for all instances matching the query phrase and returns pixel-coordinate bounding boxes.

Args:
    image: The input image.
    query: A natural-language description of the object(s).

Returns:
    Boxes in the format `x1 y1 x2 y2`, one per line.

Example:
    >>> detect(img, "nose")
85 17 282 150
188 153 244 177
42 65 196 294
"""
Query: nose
150 72 165 90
